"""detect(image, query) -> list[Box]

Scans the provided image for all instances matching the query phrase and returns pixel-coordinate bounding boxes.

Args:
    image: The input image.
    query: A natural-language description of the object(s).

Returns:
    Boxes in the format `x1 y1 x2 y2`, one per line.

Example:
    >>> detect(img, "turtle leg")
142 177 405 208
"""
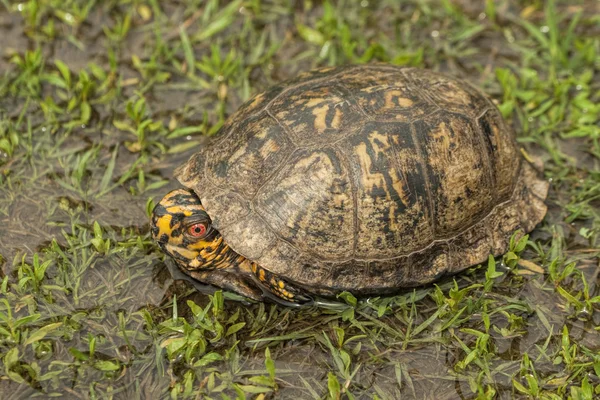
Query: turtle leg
249 263 313 306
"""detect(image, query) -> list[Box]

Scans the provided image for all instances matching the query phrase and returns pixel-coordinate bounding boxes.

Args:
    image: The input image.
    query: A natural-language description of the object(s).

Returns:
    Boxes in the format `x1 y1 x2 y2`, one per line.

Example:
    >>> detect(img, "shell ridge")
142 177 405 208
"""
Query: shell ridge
468 109 498 191
251 211 310 262
332 143 360 259
247 150 311 254
337 82 373 121
462 79 498 110
262 65 365 116
265 107 300 147
476 107 492 120
249 147 301 202
241 108 303 203
446 110 497 211
400 68 441 112
408 120 436 237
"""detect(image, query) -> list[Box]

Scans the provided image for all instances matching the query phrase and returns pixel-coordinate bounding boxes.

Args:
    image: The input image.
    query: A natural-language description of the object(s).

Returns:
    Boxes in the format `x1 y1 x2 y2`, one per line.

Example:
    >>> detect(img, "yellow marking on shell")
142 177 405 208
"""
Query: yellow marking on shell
278 280 285 289
356 132 411 206
362 85 386 94
398 98 413 107
331 107 342 129
429 122 451 163
292 152 331 181
259 269 266 282
255 128 268 139
313 104 329 131
227 128 273 168
354 131 413 231
228 145 247 165
305 97 326 108
250 263 257 273
259 138 280 159
384 90 413 109
423 118 491 232
246 92 265 111
332 191 348 209
311 97 343 132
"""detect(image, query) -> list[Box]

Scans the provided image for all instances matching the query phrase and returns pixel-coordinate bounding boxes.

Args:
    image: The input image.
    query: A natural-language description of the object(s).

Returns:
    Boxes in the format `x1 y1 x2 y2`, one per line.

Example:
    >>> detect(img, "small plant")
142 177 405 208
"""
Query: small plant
0 0 598 398
503 231 529 269
113 96 165 153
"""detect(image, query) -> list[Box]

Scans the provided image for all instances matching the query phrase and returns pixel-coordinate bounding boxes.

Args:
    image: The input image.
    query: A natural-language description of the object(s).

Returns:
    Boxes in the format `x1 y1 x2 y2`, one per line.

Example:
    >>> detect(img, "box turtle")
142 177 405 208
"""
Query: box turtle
151 64 548 306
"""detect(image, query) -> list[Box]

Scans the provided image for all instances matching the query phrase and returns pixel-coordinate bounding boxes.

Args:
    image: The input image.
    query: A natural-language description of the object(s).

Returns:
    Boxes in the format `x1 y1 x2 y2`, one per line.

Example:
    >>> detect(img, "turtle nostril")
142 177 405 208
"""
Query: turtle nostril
158 233 169 245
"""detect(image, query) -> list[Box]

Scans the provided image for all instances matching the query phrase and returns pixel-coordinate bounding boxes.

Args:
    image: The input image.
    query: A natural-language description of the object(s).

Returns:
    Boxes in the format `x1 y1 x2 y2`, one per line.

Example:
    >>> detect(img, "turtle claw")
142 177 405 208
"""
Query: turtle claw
258 287 314 308
312 298 348 310
248 264 315 307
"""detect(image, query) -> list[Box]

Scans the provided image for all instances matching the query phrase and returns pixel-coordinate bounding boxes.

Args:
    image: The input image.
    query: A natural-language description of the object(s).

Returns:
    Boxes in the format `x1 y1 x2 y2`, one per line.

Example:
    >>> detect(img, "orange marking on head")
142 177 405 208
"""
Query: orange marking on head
153 188 249 273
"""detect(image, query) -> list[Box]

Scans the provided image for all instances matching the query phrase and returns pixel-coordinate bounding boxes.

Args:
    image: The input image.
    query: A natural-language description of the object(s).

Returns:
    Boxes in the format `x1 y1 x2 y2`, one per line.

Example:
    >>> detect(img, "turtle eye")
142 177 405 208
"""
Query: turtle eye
187 223 207 238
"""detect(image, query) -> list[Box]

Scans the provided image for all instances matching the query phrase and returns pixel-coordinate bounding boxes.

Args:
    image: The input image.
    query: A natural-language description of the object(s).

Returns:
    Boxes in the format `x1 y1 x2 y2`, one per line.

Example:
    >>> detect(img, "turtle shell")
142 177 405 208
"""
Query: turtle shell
176 64 548 295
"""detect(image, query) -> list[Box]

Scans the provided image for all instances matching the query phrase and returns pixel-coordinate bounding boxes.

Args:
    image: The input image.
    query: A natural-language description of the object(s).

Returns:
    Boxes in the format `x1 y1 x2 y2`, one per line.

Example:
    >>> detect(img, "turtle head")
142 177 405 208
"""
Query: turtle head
151 188 314 306
151 188 221 266
151 189 263 300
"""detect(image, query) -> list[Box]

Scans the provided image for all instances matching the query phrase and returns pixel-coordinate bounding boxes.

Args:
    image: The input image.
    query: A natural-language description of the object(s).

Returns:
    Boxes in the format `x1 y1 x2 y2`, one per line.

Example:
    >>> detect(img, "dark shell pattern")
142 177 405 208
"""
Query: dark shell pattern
177 64 548 295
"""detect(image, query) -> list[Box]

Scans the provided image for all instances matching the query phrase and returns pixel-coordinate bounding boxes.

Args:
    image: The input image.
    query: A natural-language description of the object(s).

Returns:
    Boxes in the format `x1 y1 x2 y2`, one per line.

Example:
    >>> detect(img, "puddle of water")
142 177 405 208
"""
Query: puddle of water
1 2 599 399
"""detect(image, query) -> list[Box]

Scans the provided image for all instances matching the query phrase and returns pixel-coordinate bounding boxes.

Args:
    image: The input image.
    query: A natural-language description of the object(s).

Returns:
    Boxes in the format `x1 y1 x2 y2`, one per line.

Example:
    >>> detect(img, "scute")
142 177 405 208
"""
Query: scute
477 108 520 200
402 68 491 116
176 64 549 294
269 81 364 146
254 148 354 260
217 212 279 261
341 121 433 258
341 66 438 121
414 111 497 237
204 112 293 197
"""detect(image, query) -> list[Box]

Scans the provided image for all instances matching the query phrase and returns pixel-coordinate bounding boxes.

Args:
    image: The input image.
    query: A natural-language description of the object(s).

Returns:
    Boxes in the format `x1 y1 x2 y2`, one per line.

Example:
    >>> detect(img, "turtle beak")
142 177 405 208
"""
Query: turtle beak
155 227 169 246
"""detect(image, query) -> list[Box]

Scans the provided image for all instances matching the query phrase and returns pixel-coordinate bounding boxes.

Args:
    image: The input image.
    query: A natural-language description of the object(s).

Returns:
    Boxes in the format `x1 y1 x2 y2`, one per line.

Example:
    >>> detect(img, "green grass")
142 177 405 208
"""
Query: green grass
0 0 599 399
